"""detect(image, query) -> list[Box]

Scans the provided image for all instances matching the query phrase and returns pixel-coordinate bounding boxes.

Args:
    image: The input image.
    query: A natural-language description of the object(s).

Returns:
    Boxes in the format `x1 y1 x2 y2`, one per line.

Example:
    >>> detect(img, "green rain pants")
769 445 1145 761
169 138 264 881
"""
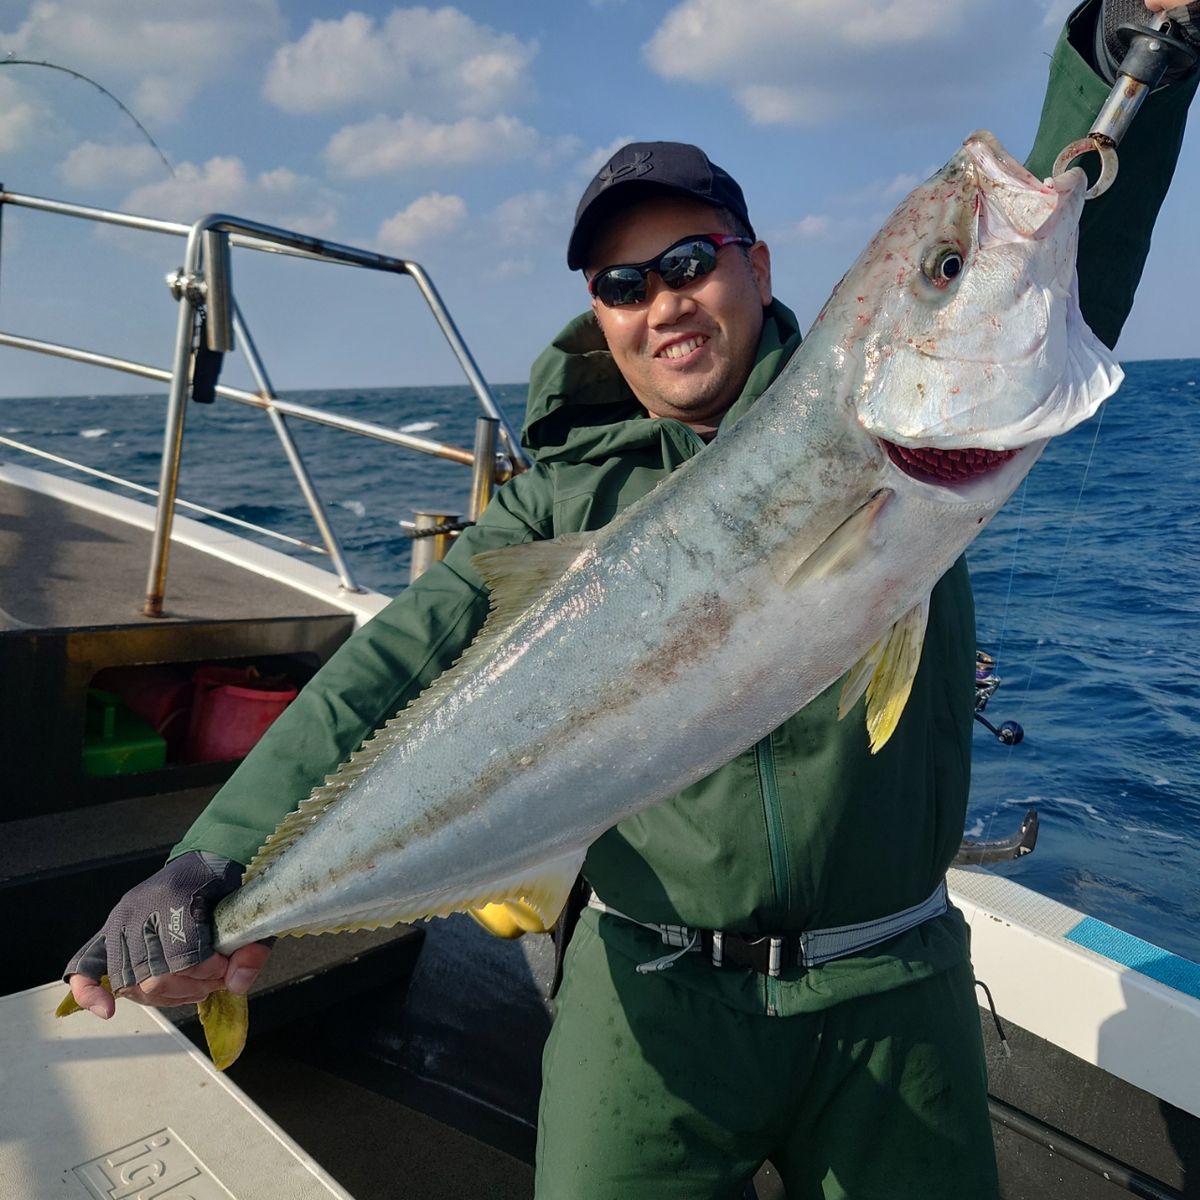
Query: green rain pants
535 913 998 1200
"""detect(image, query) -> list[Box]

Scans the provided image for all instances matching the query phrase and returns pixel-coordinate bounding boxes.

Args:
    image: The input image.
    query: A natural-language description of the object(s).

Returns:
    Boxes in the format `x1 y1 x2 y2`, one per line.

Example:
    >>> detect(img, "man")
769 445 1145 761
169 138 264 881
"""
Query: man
67 2 1197 1196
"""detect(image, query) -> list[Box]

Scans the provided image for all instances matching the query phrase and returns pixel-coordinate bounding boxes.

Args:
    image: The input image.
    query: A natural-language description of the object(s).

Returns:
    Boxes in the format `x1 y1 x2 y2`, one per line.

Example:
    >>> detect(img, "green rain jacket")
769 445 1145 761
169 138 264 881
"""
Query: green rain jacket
175 16 1196 1018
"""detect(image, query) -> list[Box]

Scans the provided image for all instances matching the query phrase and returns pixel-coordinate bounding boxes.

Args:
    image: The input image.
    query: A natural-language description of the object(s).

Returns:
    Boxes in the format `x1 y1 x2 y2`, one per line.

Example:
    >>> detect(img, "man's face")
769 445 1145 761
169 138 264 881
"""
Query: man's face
586 196 772 434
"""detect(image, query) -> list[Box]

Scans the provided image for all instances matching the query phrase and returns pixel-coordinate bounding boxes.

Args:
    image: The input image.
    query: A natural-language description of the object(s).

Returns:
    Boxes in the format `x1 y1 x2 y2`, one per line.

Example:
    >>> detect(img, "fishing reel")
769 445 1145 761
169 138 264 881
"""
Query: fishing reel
959 649 1037 866
974 650 1024 746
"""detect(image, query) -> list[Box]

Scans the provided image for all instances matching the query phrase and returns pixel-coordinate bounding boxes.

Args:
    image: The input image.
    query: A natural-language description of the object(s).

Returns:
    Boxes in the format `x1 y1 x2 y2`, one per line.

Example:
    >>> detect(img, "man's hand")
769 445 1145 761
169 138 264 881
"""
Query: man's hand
1156 3 1200 53
1098 1 1200 83
63 850 270 1018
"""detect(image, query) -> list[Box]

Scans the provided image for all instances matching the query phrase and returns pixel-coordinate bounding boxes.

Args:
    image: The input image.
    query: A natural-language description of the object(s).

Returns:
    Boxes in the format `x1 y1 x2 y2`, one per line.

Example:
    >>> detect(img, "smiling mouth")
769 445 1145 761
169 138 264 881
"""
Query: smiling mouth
883 441 1018 484
657 335 708 360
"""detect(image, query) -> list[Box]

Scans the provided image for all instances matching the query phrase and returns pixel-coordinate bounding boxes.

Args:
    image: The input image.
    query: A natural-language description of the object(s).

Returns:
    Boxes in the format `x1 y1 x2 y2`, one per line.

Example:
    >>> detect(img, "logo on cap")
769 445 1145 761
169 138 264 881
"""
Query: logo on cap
597 151 653 188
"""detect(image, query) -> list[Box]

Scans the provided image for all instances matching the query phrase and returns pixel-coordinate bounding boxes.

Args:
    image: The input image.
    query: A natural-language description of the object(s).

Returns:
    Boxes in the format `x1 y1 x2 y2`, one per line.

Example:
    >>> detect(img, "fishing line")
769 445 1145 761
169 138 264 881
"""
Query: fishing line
975 474 1029 845
0 55 175 178
991 473 1031 674
976 408 1107 846
1015 404 1108 711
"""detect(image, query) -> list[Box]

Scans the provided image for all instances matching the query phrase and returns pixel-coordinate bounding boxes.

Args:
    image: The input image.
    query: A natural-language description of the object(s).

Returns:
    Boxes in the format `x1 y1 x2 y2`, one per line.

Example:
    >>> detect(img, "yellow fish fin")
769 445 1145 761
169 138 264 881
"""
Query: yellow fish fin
197 989 250 1071
838 597 930 753
469 899 553 939
55 974 114 1018
782 490 892 589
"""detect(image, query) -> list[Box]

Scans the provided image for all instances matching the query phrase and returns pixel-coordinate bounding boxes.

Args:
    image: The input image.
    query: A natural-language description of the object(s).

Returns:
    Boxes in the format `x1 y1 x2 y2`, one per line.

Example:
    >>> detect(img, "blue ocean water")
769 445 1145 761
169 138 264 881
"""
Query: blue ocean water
2 360 1198 961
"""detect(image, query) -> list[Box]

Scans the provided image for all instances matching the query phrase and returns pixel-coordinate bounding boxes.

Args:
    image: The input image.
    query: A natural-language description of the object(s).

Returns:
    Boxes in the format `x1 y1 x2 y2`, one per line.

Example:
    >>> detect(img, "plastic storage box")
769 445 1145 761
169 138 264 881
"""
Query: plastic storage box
82 687 167 777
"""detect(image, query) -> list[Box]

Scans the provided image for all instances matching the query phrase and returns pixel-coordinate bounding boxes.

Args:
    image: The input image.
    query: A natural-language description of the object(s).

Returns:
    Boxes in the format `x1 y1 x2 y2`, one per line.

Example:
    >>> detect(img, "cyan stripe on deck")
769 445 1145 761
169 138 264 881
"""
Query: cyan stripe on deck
1066 916 1200 1002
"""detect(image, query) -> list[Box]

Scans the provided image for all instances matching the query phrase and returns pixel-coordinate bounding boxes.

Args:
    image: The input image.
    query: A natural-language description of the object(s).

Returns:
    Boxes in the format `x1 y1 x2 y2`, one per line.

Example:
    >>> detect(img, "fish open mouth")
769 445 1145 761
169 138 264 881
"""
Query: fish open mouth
883 441 1018 484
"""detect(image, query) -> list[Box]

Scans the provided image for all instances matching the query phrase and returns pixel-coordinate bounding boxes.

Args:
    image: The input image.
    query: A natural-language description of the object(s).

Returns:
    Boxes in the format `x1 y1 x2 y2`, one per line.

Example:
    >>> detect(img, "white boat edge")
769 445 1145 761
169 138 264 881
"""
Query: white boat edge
949 864 1200 1119
0 460 391 626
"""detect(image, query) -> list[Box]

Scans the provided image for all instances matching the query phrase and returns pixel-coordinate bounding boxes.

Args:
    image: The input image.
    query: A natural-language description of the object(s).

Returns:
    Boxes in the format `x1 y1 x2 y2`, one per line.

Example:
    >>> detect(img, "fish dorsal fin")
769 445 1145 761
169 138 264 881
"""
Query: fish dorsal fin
781 490 892 589
267 847 587 941
471 532 595 626
837 597 930 753
242 533 595 885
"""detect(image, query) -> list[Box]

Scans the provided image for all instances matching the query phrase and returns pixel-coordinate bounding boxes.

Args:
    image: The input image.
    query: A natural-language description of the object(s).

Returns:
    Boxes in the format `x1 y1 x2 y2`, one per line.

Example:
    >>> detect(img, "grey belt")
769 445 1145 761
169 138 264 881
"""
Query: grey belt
587 880 949 977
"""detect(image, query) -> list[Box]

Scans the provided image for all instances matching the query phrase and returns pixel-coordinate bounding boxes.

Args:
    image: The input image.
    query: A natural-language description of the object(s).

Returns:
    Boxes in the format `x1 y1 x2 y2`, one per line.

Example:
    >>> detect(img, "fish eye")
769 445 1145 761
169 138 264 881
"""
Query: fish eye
923 245 964 287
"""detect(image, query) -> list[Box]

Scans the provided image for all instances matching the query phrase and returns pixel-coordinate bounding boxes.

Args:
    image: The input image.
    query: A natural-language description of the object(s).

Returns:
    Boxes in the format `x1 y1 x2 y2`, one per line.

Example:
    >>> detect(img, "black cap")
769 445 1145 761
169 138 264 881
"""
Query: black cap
567 141 754 271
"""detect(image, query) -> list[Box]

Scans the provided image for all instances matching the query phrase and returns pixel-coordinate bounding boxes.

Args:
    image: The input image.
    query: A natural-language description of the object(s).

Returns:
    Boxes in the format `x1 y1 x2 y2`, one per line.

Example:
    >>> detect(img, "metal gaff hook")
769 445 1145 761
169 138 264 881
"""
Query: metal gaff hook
1053 135 1120 199
1051 10 1192 200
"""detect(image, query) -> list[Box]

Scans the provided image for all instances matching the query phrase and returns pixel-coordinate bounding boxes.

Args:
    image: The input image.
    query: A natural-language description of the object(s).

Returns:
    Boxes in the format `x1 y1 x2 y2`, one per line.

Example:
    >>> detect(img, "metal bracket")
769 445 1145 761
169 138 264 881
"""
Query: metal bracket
165 268 208 306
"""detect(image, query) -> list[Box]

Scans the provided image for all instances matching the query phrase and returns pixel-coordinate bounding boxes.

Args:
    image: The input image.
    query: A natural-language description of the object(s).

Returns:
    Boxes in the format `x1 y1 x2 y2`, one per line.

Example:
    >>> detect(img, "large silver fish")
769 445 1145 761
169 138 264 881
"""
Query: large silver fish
191 131 1120 1062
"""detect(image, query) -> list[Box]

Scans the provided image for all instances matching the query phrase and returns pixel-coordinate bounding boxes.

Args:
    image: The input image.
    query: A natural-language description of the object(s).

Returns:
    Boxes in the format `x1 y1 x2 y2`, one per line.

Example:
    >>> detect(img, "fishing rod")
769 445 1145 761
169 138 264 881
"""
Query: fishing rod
0 54 175 178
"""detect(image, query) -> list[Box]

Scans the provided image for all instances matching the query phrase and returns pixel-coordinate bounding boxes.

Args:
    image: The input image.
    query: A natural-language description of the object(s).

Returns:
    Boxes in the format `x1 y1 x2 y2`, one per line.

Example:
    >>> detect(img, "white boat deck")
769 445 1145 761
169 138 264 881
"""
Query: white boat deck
0 464 387 631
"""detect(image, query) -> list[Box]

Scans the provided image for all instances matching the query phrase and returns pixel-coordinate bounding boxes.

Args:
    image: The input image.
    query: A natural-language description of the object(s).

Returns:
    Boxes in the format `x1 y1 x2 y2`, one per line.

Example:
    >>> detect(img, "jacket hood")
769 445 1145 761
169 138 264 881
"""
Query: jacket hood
521 299 803 465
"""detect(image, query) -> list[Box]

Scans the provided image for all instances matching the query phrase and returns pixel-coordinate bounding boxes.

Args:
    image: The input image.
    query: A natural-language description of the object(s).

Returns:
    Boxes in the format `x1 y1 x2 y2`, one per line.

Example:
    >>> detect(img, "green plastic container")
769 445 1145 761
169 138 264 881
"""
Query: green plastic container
82 688 167 777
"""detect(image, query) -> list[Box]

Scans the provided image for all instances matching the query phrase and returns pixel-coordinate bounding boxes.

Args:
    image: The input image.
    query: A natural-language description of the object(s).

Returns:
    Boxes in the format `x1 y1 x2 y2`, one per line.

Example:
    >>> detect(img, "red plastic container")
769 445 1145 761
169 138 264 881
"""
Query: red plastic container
93 665 194 759
185 666 298 763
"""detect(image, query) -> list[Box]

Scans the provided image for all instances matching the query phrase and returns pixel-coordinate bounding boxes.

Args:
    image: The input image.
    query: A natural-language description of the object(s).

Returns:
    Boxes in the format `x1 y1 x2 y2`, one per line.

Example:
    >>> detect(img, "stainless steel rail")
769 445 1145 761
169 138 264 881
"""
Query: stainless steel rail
0 188 529 612
0 332 483 463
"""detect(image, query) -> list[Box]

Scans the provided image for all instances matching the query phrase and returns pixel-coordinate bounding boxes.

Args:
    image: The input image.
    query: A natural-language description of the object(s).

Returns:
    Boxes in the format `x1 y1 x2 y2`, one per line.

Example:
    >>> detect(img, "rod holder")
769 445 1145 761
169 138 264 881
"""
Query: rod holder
409 511 461 583
468 416 499 522
202 229 235 352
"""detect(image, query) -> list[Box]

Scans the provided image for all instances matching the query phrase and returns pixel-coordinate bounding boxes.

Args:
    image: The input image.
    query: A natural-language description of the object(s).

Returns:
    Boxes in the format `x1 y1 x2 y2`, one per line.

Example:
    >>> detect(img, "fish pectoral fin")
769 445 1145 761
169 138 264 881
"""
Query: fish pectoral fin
782 490 892 589
838 597 930 754
197 989 249 1071
838 643 884 721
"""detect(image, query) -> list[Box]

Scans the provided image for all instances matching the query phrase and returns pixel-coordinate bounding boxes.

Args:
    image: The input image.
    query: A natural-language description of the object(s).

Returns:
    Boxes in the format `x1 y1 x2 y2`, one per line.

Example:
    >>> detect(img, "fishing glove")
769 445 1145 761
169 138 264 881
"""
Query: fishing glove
63 850 244 991
1095 0 1200 84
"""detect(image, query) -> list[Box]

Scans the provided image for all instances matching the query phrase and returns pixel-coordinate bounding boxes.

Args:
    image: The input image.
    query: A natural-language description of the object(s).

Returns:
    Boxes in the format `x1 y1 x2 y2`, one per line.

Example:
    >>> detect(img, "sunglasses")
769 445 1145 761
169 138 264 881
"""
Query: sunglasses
588 233 754 308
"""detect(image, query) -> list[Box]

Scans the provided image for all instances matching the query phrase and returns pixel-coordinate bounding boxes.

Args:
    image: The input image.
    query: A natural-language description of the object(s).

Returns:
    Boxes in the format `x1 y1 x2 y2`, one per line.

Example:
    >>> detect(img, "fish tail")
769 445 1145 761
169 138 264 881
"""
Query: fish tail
197 989 250 1071
57 975 249 1072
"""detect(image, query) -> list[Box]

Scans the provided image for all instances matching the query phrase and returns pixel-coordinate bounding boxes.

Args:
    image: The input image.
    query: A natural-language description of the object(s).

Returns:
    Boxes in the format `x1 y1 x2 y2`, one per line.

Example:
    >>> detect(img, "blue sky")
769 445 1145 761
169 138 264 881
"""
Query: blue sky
0 0 1196 400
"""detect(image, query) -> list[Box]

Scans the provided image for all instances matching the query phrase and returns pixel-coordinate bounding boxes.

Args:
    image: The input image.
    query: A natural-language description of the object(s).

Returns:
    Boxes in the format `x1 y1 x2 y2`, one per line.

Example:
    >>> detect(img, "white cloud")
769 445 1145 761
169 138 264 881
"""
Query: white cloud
0 76 42 153
834 169 938 207
491 190 569 247
121 157 339 236
791 214 833 239
1039 0 1079 30
773 169 939 244
58 142 163 188
735 84 827 126
0 0 283 122
644 0 1027 126
881 170 929 198
483 257 536 282
376 192 468 255
324 113 543 179
264 7 536 117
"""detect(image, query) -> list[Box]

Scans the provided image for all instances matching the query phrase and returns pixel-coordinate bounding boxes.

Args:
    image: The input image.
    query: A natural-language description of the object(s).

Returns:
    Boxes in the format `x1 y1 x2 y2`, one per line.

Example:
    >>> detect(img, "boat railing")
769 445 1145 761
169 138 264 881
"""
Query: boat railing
0 187 529 612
